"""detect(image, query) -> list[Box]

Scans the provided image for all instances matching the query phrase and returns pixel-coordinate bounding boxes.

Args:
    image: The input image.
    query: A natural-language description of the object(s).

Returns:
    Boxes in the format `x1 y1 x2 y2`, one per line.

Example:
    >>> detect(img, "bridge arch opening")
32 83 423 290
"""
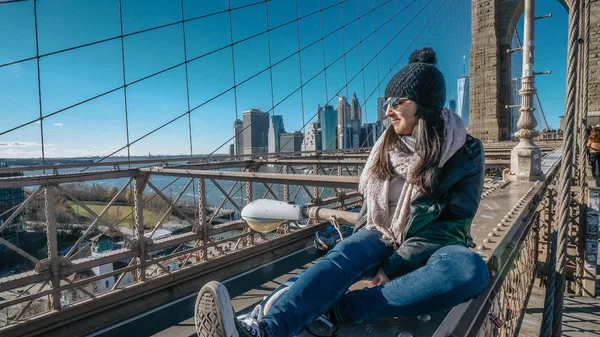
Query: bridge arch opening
469 0 570 142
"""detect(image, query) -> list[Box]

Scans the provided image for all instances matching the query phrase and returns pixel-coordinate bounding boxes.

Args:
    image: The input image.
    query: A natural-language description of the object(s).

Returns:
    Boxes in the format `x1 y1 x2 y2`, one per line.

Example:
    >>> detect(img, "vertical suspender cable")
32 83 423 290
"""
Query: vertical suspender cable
551 1 580 335
33 0 46 172
117 0 132 165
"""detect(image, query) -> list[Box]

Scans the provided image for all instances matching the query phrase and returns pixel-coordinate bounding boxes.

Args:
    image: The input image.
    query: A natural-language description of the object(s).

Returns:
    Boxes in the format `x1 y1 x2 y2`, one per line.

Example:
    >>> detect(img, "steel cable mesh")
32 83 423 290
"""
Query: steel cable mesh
548 1 580 335
0 0 470 166
0 170 204 326
574 0 591 296
476 213 539 337
0 0 472 329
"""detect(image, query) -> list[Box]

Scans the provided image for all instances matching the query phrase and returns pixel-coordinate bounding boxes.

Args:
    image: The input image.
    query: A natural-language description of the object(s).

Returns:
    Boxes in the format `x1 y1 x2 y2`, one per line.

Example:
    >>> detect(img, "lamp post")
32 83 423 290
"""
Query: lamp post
509 0 543 180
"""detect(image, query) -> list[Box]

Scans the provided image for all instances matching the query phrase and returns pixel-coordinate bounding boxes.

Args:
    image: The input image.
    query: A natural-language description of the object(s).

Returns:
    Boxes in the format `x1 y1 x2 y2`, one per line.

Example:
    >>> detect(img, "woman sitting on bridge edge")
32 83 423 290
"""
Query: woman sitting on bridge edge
195 47 489 337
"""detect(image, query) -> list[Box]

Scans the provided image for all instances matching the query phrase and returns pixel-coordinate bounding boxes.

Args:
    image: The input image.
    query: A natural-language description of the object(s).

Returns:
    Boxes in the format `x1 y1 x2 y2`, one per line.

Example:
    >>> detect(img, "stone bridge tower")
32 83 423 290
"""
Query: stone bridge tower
468 0 600 142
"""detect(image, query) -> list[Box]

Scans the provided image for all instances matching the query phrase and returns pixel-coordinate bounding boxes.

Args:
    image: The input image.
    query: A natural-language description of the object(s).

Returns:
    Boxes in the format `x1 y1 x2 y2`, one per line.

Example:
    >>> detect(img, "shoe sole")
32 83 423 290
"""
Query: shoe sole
195 281 238 337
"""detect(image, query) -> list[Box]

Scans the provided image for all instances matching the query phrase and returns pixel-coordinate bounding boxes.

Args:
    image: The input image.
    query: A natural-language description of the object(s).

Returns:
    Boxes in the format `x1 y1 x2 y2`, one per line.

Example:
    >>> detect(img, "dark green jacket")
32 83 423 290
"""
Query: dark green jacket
355 135 485 279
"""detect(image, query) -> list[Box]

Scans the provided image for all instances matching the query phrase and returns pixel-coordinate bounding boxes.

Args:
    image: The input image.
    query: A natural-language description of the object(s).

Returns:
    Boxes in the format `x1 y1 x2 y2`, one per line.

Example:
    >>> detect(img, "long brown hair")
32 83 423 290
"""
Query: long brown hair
370 104 445 193
590 128 600 143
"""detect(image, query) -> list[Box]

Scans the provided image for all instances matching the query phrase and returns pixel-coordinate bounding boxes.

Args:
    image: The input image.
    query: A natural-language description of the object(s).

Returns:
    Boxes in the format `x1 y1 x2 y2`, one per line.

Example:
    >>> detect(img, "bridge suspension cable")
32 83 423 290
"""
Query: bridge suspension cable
540 1 580 336
0 0 472 167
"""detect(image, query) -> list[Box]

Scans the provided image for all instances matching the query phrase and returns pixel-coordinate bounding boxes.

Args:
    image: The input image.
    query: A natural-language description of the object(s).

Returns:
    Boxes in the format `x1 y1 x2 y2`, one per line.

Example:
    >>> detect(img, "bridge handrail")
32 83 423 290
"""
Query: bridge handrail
0 158 369 336
0 148 561 337
435 149 561 336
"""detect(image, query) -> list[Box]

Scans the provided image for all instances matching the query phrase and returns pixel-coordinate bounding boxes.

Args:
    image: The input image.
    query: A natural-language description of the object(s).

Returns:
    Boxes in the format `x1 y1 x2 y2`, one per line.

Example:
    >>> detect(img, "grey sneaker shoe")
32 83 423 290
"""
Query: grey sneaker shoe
195 281 238 337
195 281 265 337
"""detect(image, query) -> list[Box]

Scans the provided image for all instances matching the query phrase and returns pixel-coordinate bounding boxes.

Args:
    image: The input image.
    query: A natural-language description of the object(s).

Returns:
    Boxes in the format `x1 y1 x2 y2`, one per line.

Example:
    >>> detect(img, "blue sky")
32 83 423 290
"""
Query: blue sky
0 0 568 159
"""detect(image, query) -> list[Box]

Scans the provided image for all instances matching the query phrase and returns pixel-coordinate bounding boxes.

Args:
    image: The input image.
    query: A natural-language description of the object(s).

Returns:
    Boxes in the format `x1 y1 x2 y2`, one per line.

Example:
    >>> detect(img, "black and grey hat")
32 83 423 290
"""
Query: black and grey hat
384 47 446 112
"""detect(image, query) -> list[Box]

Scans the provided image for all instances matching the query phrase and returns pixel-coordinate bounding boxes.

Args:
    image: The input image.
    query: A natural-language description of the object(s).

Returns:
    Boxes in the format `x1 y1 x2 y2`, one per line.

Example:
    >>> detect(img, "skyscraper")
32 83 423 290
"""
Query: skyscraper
449 98 457 114
457 76 470 129
321 105 338 151
376 97 386 123
361 123 378 147
350 118 361 148
267 115 285 153
337 96 351 149
242 108 269 156
302 122 321 154
377 96 390 137
0 161 25 232
279 132 304 154
349 93 362 148
350 92 362 125
316 104 323 127
233 119 244 156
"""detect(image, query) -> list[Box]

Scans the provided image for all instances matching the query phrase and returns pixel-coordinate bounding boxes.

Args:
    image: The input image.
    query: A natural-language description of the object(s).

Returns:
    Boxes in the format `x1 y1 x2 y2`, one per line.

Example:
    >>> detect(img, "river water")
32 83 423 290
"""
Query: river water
23 162 332 211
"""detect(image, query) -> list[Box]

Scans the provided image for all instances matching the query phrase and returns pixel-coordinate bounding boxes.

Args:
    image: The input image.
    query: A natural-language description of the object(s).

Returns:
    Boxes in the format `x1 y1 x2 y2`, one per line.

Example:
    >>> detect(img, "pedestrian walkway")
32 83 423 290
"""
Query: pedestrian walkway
149 251 449 337
520 285 600 336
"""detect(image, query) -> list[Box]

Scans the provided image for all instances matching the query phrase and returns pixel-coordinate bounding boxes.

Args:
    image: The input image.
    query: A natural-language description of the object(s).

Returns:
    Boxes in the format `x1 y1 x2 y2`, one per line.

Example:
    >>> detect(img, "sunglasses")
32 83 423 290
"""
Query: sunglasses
381 97 408 111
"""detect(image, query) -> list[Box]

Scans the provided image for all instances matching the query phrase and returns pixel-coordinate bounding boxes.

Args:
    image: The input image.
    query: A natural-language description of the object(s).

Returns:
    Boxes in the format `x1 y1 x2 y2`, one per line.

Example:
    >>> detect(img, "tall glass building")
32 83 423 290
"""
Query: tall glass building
242 108 269 156
233 119 244 156
268 115 285 153
0 162 25 231
320 105 338 150
457 76 470 129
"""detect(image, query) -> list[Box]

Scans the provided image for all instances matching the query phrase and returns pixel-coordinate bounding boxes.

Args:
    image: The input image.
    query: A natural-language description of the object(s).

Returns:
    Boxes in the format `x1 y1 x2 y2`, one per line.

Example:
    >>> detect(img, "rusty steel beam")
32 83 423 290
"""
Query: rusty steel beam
169 160 253 171
0 224 326 337
0 170 135 188
0 157 248 175
260 159 366 166
141 168 360 189
485 159 510 167
0 192 358 295
0 142 557 176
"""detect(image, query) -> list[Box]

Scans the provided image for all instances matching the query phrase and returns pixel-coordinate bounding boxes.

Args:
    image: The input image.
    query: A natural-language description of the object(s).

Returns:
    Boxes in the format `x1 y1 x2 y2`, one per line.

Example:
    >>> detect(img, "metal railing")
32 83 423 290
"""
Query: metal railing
0 148 564 337
0 156 366 336
435 149 561 337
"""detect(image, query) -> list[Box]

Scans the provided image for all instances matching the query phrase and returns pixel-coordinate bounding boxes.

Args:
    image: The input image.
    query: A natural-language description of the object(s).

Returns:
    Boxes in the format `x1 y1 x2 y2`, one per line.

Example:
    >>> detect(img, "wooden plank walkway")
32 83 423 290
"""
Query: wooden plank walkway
149 251 448 337
520 286 600 336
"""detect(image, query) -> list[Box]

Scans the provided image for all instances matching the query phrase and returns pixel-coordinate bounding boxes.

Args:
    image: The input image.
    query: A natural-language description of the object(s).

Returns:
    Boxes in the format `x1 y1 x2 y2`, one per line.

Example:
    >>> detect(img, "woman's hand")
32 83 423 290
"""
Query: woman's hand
372 267 390 286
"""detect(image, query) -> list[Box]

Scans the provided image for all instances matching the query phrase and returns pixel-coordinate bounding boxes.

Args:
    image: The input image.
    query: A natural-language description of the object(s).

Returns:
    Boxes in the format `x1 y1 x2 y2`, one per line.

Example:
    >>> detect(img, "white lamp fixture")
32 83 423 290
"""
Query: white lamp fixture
241 199 305 233
241 199 361 233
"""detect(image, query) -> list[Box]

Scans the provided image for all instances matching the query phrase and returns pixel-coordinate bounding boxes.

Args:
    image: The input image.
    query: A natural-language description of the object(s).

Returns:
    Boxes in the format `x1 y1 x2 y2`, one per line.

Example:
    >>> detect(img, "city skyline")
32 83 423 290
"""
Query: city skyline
234 92 386 156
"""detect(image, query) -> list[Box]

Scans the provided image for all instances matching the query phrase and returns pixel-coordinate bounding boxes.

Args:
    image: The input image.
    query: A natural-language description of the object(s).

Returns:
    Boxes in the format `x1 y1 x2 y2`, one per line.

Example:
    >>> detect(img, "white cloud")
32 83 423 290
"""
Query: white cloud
0 141 56 158
0 141 40 147
53 123 63 127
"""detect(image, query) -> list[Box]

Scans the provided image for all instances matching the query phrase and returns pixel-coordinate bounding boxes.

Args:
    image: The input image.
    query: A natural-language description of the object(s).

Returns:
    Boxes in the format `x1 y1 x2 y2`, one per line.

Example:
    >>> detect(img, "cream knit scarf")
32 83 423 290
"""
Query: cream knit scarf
359 108 467 247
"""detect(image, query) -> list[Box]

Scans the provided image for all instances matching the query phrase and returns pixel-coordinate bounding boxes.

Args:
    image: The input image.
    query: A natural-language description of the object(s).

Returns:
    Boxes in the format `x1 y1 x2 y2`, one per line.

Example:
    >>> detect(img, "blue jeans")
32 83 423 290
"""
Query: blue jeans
260 229 489 337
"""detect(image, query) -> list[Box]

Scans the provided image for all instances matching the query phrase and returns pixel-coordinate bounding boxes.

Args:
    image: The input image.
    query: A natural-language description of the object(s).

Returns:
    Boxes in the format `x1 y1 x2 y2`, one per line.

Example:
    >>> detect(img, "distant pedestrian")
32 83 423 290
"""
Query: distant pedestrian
588 127 600 177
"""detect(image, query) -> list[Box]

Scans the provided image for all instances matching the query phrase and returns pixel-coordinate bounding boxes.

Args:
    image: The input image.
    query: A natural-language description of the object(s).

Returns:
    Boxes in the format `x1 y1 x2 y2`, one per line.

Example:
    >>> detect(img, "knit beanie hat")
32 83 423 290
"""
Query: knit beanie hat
384 47 446 112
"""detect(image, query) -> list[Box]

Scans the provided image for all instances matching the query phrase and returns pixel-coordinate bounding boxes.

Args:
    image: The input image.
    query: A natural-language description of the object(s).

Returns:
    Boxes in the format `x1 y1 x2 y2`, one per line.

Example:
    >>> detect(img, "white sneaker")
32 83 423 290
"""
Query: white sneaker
195 281 238 337
194 281 265 337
